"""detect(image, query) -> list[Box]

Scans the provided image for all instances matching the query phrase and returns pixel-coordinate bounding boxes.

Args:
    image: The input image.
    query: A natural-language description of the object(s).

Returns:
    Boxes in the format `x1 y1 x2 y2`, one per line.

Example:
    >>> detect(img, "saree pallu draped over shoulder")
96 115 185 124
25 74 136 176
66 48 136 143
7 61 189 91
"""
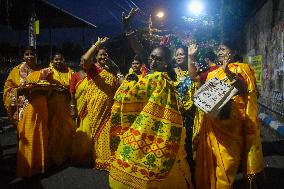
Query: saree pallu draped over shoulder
72 68 118 168
3 64 49 178
195 63 263 189
47 65 76 166
109 72 193 189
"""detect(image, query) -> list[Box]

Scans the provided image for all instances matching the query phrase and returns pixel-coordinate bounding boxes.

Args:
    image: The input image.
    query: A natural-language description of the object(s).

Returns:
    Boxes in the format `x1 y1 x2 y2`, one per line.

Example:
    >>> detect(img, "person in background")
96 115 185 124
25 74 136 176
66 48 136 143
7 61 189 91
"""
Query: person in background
69 58 87 121
70 58 91 163
198 49 219 84
47 52 76 166
125 54 149 82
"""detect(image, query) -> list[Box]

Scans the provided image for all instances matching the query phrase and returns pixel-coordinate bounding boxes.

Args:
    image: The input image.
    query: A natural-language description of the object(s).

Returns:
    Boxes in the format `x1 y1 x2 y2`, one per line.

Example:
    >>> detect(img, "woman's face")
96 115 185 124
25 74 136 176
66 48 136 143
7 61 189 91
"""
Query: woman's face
217 44 231 65
131 60 142 73
96 49 108 66
148 48 167 72
23 49 36 65
175 48 186 65
53 54 65 68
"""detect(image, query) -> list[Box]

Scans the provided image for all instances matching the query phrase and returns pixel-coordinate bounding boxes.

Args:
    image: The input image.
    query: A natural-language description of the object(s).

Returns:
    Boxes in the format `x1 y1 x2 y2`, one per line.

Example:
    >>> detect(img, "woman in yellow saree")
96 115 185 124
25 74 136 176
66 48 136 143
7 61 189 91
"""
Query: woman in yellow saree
71 37 120 169
109 46 193 189
47 52 76 166
3 46 49 177
194 42 263 189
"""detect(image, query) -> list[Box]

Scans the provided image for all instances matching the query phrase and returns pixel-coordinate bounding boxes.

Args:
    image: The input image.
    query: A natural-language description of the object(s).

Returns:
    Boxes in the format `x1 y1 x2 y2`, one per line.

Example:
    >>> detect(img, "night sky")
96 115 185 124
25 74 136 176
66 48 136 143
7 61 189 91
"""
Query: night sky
46 0 220 32
0 0 236 48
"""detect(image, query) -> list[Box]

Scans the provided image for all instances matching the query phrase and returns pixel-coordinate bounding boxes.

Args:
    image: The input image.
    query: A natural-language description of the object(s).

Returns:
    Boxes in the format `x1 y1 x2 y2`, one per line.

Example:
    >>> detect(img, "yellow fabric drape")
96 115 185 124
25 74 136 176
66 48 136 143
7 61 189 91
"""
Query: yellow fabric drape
3 64 49 178
71 69 118 167
93 69 118 170
109 72 193 189
195 63 263 189
71 78 92 162
126 64 149 78
47 65 75 166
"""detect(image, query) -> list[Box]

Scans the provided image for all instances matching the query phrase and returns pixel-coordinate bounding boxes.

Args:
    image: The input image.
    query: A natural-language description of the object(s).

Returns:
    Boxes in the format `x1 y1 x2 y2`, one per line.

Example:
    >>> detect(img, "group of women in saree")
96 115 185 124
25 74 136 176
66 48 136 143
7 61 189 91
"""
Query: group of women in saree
3 47 75 177
3 37 123 178
4 11 263 189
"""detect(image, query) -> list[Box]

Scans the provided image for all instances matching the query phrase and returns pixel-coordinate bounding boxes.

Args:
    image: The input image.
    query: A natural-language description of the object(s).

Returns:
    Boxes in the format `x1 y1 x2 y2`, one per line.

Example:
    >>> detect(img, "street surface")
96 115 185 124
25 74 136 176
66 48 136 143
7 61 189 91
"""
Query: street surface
0 122 284 189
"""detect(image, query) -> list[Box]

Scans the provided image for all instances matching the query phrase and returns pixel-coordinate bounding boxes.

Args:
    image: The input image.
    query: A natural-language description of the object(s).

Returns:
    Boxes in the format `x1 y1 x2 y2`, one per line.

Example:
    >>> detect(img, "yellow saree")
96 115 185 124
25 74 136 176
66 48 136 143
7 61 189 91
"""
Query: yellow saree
195 63 263 189
71 68 118 167
71 77 92 162
109 72 193 189
3 63 48 177
47 64 76 166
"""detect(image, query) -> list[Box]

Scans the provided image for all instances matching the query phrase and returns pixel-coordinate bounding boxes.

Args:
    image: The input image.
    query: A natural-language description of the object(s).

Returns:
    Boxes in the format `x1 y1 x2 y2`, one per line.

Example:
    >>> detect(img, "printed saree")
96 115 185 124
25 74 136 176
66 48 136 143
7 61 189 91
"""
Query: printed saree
71 66 118 168
109 72 193 189
3 63 48 177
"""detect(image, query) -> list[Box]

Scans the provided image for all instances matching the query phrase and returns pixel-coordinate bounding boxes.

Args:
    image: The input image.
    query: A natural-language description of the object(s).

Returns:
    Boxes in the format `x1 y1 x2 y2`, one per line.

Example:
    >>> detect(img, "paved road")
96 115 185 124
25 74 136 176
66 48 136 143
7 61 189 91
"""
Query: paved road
0 122 284 189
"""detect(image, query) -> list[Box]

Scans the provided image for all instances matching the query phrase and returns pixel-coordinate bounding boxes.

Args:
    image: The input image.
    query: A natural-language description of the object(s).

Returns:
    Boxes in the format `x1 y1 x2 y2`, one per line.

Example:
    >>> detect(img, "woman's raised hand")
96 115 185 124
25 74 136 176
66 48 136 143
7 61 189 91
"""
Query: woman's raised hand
95 37 109 46
122 8 139 29
188 43 198 57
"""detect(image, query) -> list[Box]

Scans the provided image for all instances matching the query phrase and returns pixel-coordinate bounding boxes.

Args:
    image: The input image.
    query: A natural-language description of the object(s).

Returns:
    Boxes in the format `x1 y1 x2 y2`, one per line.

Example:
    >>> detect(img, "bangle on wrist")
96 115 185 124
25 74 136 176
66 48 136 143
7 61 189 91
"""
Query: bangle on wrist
93 42 101 47
117 73 124 79
70 104 76 107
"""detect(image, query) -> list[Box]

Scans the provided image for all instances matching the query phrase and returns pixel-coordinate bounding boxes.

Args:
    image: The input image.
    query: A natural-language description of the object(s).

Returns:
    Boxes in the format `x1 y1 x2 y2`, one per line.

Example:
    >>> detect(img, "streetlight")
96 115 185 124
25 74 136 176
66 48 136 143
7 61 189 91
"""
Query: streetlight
156 11 165 19
188 1 204 16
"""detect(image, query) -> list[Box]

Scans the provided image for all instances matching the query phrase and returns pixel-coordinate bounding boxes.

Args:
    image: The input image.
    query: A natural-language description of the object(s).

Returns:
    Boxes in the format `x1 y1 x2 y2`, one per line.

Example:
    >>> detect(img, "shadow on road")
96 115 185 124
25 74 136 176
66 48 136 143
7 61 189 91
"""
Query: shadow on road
262 140 284 156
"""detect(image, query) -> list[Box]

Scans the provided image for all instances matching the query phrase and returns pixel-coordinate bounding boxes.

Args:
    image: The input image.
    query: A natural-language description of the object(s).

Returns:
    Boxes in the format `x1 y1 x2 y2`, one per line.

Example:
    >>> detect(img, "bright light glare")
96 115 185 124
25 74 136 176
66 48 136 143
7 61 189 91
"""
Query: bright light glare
156 11 164 18
188 1 204 16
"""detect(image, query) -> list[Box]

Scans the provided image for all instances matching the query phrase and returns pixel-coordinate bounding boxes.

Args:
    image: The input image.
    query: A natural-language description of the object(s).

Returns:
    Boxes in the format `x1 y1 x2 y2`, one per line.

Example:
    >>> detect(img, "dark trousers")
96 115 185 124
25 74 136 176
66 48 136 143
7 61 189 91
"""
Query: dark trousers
182 107 196 183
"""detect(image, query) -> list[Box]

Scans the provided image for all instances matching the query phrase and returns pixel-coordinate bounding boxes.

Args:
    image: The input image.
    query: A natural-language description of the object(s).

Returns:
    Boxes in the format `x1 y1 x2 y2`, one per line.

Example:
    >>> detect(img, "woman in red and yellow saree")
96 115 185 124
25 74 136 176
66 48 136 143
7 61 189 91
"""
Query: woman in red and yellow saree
3 46 49 177
195 43 263 189
47 52 76 166
109 46 193 189
72 37 120 168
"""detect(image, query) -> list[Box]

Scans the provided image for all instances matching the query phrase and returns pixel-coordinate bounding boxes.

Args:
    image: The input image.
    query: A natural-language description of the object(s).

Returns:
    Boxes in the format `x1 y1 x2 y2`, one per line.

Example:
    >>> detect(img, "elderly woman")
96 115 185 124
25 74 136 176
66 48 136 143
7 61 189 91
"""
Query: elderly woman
193 41 263 188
